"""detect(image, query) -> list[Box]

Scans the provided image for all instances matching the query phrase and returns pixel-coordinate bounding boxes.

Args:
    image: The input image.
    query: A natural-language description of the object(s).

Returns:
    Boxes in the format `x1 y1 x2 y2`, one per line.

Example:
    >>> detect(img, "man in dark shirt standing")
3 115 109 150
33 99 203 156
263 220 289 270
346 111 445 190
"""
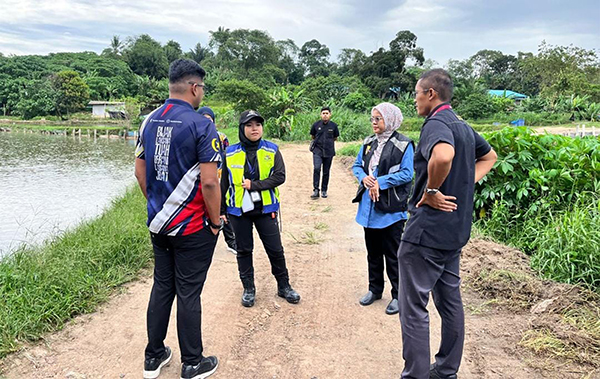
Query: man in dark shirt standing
310 106 339 199
397 69 497 379
135 59 222 379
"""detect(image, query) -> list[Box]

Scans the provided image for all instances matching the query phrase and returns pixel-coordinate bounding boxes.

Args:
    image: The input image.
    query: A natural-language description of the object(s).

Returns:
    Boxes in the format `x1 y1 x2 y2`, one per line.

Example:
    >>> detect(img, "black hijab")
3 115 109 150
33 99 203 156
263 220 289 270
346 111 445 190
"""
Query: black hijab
239 118 261 152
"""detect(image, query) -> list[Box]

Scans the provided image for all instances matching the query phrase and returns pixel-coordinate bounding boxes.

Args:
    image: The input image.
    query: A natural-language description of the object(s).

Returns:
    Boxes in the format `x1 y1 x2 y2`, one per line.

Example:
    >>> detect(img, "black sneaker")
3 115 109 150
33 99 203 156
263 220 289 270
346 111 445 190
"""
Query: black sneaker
321 191 328 198
310 189 320 199
430 364 457 379
181 356 219 379
144 346 172 379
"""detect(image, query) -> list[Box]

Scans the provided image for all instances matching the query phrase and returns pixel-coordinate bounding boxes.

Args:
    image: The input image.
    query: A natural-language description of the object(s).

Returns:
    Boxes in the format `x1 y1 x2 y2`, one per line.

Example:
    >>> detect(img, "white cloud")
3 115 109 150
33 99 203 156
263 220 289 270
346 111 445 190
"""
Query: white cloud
0 0 598 63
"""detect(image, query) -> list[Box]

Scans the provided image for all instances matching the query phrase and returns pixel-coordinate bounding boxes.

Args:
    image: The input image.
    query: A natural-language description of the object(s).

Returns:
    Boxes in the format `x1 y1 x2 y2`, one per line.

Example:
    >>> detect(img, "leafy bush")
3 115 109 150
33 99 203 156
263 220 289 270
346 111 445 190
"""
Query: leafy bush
213 79 268 113
475 127 600 289
342 92 373 112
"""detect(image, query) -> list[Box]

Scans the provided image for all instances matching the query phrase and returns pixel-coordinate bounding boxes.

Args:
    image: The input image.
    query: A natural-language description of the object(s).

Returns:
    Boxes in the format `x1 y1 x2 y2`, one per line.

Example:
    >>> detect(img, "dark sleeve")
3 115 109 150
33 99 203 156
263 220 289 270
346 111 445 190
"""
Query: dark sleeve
310 122 317 136
472 128 492 159
421 120 454 161
220 156 230 215
250 150 286 191
196 119 221 164
333 123 340 138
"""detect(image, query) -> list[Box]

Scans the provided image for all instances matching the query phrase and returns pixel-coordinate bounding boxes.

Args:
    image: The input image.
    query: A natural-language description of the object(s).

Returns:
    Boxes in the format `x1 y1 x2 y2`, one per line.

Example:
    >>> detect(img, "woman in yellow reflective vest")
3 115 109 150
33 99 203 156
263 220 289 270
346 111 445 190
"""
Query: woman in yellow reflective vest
220 110 300 307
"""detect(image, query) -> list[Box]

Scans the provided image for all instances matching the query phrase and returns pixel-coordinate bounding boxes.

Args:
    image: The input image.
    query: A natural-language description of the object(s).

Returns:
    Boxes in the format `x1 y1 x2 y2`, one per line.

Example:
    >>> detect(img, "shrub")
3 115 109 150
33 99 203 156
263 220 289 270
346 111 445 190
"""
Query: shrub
213 79 268 113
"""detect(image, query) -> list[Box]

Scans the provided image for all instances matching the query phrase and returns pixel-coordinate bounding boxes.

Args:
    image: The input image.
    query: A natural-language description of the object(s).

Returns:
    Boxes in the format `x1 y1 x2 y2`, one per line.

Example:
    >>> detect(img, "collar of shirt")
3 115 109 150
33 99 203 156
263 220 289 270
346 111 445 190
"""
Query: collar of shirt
164 98 195 110
426 102 452 119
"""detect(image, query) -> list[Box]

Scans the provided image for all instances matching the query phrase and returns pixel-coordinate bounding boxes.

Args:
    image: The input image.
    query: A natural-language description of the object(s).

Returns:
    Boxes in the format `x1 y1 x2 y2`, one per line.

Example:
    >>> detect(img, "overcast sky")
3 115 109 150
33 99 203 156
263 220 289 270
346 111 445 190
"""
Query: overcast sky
0 0 598 65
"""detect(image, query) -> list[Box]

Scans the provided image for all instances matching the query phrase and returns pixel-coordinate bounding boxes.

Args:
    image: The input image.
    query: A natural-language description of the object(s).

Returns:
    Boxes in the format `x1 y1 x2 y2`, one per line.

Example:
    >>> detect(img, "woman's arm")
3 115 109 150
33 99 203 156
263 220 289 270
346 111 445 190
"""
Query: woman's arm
376 143 414 190
249 150 286 191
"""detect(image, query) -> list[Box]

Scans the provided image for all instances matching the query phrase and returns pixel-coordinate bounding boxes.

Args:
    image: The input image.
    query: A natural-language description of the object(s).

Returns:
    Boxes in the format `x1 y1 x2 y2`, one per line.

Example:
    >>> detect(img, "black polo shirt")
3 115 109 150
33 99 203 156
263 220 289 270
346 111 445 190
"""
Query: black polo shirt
402 103 491 250
310 120 339 158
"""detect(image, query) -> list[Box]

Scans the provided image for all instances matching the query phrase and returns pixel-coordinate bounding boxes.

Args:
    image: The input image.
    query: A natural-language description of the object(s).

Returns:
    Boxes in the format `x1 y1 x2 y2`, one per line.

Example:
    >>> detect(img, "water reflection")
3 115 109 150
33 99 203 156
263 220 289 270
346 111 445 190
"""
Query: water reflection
0 131 136 257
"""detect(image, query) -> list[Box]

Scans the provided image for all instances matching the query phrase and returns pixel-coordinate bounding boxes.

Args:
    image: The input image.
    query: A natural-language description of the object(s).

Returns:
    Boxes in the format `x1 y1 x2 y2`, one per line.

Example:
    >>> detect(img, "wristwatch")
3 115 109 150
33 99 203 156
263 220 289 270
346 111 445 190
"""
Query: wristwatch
207 218 224 231
425 187 439 195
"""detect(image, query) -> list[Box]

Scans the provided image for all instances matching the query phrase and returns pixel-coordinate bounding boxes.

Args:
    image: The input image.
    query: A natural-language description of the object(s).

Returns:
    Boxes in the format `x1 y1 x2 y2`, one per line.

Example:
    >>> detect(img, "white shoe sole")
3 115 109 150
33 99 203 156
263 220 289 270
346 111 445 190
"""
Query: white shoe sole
143 349 173 379
181 361 219 379
226 247 237 255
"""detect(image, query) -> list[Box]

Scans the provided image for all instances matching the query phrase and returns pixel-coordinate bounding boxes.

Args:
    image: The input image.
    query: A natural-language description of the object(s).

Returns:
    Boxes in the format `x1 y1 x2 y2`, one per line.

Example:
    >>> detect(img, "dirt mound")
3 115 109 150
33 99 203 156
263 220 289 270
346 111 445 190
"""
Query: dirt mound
463 239 600 369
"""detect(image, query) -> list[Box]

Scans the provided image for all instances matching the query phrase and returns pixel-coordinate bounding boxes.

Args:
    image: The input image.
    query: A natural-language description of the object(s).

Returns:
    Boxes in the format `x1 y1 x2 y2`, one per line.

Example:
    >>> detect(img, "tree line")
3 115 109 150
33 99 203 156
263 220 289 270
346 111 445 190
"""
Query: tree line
0 28 599 122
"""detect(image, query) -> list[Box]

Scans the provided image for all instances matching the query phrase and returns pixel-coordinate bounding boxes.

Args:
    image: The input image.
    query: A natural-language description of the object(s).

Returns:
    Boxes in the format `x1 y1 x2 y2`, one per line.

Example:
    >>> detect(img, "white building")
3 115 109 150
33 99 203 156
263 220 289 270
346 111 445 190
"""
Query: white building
89 101 126 118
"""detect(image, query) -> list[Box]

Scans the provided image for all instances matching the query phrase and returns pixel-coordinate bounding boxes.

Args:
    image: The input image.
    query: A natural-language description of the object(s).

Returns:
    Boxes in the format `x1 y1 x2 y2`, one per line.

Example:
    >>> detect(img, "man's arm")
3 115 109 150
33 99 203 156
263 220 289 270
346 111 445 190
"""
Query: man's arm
475 149 497 183
134 158 147 199
200 162 221 232
416 143 457 212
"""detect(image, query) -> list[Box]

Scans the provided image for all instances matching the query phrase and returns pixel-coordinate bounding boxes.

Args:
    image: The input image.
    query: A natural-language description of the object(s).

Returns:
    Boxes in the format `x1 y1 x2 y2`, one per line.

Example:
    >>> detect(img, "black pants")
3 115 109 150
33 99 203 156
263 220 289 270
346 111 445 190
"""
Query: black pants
145 227 218 365
229 212 289 286
221 219 237 250
398 241 464 379
313 154 333 192
364 219 405 299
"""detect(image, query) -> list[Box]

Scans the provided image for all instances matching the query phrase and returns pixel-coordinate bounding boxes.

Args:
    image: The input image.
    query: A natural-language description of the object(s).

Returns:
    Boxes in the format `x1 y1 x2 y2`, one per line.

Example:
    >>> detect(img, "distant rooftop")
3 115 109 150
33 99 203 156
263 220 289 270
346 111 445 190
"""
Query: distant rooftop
88 101 125 105
487 90 529 100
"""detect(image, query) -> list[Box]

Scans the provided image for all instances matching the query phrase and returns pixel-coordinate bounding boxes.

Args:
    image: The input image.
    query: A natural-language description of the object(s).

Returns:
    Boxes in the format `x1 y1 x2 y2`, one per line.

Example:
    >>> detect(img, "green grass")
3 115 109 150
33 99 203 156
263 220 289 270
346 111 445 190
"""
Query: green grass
0 187 151 357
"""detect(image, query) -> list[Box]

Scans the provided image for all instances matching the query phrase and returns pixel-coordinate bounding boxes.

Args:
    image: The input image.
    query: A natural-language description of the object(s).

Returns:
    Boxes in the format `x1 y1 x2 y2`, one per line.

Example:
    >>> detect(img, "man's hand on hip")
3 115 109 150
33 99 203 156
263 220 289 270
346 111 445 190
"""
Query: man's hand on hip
416 190 457 212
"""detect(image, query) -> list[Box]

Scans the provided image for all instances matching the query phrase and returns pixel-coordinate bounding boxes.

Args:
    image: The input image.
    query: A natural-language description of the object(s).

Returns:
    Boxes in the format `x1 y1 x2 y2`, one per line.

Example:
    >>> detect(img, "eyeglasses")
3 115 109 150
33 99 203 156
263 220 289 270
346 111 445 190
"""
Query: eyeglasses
414 88 437 98
370 116 384 123
188 81 205 90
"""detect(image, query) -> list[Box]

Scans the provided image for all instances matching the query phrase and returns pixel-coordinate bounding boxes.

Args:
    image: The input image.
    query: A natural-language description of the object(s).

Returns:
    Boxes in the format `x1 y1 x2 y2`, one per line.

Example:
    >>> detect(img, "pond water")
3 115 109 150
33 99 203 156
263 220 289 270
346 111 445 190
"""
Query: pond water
0 131 137 257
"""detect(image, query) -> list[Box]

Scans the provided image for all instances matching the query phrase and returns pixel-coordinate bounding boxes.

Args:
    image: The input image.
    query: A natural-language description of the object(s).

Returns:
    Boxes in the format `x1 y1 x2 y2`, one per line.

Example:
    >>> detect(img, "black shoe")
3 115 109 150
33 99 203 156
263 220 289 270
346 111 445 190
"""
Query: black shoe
241 287 256 307
311 189 320 199
144 346 172 379
278 285 301 304
359 291 382 306
385 299 399 315
181 356 218 379
321 191 328 198
430 364 457 379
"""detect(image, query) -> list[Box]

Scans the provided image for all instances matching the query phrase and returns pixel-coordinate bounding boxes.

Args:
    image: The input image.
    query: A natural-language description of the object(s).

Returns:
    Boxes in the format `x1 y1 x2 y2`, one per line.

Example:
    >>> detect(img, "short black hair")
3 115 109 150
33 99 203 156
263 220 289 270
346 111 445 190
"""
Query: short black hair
321 106 331 113
168 59 206 84
419 69 453 102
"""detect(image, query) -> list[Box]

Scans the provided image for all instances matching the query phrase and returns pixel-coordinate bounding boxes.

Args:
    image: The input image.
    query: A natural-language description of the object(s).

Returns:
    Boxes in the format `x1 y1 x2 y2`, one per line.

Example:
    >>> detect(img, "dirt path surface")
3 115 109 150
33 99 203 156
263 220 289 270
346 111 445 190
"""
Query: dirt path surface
1 144 596 379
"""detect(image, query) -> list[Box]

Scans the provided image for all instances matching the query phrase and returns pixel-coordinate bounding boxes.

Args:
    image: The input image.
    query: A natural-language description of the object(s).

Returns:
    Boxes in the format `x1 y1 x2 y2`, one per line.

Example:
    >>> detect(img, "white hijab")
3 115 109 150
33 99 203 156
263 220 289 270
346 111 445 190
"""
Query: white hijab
368 102 404 175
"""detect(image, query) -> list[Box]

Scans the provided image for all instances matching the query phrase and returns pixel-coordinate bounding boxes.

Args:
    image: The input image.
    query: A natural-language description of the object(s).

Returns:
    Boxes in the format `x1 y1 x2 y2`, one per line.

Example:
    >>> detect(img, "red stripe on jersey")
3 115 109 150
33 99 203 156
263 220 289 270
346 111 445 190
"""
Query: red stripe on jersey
161 104 174 117
165 182 206 235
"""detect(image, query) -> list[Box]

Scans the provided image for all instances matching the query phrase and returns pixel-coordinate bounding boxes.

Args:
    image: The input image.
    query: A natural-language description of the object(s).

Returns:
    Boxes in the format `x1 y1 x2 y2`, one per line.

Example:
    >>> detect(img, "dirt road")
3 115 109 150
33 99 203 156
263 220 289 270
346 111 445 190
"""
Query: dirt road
1 144 594 378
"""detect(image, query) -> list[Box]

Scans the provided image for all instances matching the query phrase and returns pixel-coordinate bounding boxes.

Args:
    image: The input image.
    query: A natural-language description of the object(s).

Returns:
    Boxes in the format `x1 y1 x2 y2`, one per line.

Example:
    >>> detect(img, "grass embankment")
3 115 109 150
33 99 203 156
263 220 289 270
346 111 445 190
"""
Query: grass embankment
0 188 151 358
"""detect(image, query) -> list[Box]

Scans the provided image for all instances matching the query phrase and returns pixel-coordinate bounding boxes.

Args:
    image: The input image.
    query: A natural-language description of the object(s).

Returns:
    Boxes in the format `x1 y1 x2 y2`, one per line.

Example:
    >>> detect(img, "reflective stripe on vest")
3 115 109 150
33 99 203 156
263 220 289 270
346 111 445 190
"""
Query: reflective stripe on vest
225 141 280 216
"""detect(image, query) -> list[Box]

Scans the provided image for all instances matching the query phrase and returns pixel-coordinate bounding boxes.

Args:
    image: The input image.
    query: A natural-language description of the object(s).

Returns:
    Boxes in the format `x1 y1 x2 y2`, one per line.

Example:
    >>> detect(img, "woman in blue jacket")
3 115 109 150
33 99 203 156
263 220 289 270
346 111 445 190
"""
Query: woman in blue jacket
352 102 414 315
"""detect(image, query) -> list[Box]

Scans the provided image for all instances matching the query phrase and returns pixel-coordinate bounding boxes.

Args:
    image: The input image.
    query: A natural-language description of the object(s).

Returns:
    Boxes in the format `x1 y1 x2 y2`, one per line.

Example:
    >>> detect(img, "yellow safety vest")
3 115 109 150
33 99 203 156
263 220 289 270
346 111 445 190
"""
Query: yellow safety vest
225 140 280 216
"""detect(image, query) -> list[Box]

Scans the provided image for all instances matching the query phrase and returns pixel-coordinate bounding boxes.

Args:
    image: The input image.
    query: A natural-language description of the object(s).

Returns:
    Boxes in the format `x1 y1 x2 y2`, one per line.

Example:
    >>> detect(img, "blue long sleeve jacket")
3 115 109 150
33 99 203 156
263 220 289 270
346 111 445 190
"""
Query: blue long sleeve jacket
352 143 414 229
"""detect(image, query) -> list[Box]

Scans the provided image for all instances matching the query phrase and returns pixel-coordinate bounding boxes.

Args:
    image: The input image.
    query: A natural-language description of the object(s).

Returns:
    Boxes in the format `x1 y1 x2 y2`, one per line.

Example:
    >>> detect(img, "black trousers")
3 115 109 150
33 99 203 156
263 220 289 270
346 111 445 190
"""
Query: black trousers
145 227 218 365
229 212 289 286
397 241 465 379
364 219 405 299
313 154 333 192
221 219 237 250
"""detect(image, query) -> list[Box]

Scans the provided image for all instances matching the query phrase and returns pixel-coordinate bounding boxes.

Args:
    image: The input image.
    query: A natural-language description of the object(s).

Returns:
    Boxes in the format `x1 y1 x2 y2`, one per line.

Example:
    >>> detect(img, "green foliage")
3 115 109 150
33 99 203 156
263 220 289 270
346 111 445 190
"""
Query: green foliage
213 79 268 113
342 92 374 112
475 127 600 289
337 143 362 157
0 188 151 357
51 70 90 119
123 34 169 79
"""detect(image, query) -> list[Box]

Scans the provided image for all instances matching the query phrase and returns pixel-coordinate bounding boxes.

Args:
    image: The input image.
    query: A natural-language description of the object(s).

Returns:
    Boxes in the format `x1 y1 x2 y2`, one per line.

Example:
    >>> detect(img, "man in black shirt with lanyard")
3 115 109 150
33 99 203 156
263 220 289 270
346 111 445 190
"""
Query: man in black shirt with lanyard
310 106 339 199
397 69 497 379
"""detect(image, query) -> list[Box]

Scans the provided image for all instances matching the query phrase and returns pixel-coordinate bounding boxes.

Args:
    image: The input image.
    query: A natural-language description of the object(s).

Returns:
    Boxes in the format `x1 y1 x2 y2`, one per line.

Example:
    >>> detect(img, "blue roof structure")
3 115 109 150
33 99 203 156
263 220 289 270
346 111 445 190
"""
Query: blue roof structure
487 90 529 100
